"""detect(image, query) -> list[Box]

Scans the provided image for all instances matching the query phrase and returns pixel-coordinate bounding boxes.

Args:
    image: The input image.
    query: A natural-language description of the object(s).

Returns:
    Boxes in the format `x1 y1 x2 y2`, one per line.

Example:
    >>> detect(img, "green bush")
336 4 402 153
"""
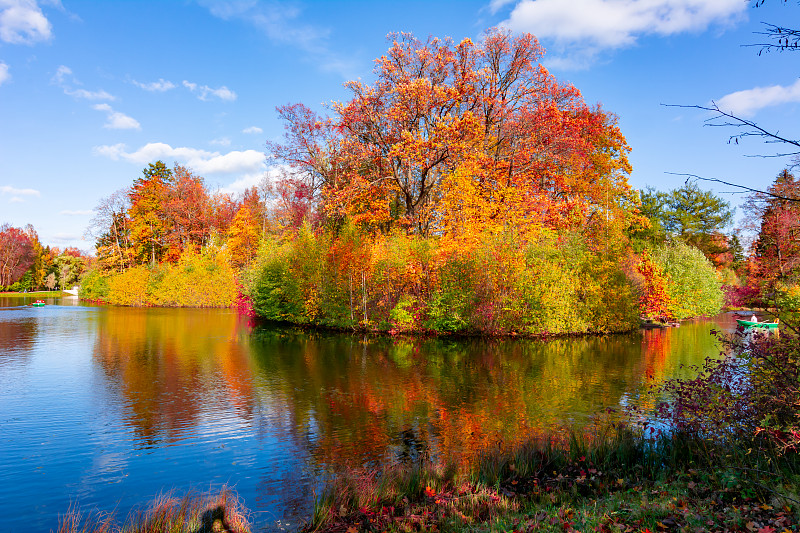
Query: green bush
79 268 110 300
248 240 305 322
652 241 723 319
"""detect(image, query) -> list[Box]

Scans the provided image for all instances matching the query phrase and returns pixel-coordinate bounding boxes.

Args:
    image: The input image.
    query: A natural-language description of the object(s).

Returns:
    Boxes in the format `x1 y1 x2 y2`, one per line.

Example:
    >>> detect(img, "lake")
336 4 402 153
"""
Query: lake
0 295 735 531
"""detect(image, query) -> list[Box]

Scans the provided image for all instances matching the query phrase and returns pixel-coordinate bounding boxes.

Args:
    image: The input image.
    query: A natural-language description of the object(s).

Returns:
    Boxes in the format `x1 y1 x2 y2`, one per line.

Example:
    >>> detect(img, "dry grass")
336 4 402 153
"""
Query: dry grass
57 487 250 533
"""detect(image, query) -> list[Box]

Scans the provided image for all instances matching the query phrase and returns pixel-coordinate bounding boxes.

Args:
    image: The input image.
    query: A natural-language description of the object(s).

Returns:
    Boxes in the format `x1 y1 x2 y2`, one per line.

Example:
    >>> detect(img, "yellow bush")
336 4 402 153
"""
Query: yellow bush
106 266 150 306
103 246 237 308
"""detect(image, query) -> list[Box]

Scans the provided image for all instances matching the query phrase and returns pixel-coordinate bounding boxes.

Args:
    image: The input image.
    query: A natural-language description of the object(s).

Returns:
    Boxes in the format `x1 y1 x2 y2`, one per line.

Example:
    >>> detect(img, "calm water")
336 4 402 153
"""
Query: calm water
0 295 736 531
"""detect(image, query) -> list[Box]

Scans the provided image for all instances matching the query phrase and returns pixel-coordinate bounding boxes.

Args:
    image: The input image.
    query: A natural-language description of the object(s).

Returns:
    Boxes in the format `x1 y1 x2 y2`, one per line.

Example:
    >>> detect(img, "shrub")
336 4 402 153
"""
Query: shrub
87 245 237 308
150 246 237 307
79 268 110 300
652 241 723 319
246 226 641 335
106 266 151 306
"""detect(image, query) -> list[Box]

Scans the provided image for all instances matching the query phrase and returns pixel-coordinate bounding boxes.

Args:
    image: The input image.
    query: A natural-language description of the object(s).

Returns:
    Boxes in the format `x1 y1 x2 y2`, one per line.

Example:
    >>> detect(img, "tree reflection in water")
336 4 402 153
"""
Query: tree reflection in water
84 308 730 528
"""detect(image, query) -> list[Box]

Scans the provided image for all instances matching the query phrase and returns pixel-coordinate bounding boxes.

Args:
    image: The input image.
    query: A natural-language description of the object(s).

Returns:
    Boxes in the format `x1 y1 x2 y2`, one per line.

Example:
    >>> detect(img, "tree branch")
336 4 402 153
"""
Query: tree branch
663 102 800 158
666 172 800 203
744 23 800 54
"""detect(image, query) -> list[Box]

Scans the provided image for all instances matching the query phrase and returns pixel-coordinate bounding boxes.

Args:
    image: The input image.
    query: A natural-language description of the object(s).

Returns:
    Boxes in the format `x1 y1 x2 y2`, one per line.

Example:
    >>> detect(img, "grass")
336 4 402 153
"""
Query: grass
57 487 251 533
0 290 66 297
302 425 800 533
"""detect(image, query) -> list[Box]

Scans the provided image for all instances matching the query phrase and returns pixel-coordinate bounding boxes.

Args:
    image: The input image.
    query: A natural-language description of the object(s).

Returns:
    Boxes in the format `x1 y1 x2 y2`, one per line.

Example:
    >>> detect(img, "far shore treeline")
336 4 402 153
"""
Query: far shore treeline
2 30 798 334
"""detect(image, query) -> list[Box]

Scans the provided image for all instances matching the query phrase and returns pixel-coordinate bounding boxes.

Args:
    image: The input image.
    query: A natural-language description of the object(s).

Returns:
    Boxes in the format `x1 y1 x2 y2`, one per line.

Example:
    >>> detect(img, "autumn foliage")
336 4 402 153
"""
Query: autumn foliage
271 29 638 245
72 29 726 323
84 161 269 307
245 29 722 331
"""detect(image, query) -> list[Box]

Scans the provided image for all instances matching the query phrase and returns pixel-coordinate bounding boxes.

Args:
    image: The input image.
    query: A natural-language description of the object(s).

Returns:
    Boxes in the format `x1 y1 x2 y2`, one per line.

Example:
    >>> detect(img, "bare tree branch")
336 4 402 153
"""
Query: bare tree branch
666 172 800 203
745 22 800 54
662 102 800 158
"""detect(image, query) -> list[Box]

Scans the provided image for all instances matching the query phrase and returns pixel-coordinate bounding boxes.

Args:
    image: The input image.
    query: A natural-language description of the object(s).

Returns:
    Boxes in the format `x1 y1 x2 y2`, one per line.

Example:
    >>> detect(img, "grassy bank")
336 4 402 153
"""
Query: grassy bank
1 290 67 297
305 428 800 533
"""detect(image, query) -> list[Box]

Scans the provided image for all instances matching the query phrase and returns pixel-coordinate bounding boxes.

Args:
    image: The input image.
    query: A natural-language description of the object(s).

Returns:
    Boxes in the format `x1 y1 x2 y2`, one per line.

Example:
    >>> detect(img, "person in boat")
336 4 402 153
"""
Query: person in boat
750 315 758 322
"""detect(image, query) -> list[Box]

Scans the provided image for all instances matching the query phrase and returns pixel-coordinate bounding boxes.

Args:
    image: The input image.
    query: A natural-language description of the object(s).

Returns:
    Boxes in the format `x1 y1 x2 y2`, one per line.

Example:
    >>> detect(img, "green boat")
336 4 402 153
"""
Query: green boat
736 319 779 329
31 300 45 307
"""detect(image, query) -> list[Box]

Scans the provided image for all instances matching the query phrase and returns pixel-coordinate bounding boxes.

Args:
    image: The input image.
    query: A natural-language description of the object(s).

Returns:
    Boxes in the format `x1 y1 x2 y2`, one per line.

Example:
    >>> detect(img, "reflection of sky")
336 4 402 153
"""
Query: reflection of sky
0 303 737 532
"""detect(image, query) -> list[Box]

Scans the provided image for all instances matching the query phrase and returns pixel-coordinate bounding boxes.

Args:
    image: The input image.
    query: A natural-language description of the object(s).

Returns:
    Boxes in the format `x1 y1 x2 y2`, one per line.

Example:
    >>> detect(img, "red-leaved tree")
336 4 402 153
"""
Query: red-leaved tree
0 223 35 287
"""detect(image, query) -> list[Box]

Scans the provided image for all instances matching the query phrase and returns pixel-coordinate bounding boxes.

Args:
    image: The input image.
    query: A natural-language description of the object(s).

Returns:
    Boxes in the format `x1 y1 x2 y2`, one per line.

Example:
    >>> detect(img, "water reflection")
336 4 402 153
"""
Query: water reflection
243 323 727 469
0 303 734 532
91 307 256 446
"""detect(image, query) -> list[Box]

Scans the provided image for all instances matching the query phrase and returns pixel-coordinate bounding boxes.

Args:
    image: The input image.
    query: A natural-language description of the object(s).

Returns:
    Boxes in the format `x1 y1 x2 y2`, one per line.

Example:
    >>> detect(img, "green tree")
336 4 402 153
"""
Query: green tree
54 252 86 290
635 183 733 260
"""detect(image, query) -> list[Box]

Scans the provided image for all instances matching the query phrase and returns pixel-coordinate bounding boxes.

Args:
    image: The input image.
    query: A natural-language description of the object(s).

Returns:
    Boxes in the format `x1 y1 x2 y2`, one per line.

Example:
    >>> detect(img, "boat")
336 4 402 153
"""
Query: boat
31 300 45 307
736 318 779 329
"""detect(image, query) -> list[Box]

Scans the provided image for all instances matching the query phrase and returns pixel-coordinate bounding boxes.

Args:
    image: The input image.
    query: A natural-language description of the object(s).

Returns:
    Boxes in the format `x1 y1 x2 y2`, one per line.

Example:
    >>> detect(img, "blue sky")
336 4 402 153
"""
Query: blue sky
0 0 798 250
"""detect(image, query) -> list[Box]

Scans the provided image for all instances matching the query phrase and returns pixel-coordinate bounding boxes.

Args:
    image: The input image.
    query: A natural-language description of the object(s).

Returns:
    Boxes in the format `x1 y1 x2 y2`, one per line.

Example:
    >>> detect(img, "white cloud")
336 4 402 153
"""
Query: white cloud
92 103 140 130
93 142 266 175
220 172 268 196
51 64 70 83
59 209 93 216
0 61 9 85
67 87 114 100
715 79 800 118
219 166 281 196
242 126 263 134
182 79 237 101
133 78 176 92
1 184 40 196
0 0 53 44
489 0 517 14
500 0 747 57
52 65 115 101
210 137 231 147
9 196 23 203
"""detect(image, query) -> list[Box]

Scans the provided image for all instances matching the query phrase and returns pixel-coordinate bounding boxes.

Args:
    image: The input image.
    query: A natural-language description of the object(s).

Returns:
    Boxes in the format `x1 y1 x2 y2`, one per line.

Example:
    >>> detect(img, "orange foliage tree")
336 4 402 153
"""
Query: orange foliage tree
637 250 673 321
227 206 261 268
270 29 636 242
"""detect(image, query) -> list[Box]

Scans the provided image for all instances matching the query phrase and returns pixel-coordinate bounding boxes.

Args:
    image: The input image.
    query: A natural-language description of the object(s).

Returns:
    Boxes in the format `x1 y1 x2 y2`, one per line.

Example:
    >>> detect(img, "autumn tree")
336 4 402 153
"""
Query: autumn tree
744 169 800 285
162 165 213 259
128 161 174 265
0 223 34 287
270 29 636 239
95 162 242 269
227 206 261 268
240 176 273 234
